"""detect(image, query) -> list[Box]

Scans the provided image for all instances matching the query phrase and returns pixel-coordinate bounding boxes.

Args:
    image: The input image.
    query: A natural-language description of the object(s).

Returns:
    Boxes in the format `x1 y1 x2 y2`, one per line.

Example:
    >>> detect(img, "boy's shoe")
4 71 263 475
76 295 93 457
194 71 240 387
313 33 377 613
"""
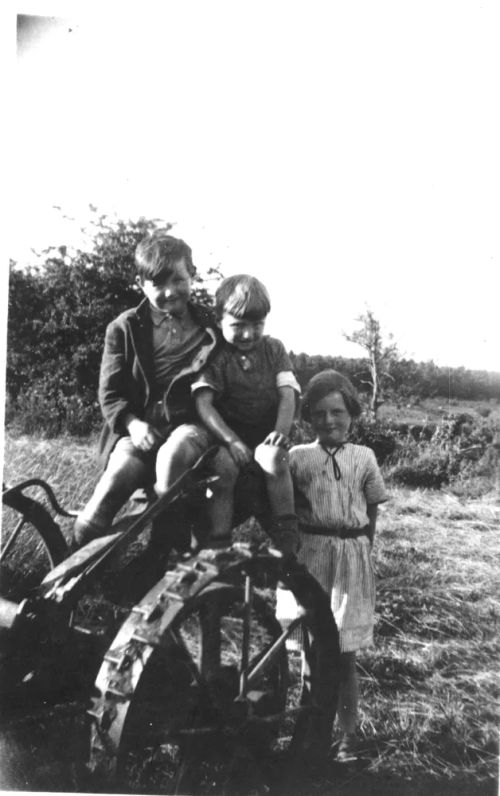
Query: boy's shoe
336 733 360 763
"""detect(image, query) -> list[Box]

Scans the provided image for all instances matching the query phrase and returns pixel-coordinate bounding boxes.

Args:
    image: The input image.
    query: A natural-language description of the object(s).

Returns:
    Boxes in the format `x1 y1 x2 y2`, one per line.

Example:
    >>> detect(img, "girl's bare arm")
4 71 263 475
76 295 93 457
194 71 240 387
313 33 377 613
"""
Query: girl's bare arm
366 503 378 546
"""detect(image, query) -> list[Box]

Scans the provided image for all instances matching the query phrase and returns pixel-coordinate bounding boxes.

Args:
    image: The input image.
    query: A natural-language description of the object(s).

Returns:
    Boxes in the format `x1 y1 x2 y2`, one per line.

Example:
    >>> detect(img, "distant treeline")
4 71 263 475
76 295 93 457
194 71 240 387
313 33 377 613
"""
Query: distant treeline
289 352 500 403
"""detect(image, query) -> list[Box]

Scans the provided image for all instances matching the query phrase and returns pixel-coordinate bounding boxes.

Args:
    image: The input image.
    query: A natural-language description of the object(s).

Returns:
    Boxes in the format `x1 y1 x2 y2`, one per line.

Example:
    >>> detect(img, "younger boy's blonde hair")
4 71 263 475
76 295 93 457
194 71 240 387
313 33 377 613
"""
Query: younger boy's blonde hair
215 274 271 321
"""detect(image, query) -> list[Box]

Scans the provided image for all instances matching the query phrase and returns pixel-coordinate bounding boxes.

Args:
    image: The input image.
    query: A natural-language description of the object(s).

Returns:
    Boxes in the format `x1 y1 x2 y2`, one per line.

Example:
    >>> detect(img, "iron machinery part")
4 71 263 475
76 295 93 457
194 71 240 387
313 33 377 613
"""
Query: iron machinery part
2 480 78 519
88 545 340 794
0 595 21 633
1 482 71 596
0 592 80 718
0 596 54 638
39 446 221 604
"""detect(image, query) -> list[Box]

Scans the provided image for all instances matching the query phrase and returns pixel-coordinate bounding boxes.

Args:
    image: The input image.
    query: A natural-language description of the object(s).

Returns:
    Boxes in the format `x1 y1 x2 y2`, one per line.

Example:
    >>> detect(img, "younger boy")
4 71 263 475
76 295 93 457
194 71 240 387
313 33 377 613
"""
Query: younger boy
73 231 219 548
193 274 300 555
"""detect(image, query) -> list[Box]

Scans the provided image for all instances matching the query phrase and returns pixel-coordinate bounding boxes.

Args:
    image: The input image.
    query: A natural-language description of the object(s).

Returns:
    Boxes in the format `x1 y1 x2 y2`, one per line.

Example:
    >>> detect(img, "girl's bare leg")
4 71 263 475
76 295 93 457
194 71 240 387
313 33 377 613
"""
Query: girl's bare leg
337 651 358 735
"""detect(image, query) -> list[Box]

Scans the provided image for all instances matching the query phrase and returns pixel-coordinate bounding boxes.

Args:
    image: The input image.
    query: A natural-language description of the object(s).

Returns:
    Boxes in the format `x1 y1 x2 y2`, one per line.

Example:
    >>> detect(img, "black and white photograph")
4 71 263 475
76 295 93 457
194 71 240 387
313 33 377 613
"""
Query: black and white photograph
1 1 498 794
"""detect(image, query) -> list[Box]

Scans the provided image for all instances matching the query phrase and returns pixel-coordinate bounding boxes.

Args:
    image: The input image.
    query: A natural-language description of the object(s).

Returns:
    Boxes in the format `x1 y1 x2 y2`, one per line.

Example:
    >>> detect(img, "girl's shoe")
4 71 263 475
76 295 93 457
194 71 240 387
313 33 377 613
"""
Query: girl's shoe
337 733 359 763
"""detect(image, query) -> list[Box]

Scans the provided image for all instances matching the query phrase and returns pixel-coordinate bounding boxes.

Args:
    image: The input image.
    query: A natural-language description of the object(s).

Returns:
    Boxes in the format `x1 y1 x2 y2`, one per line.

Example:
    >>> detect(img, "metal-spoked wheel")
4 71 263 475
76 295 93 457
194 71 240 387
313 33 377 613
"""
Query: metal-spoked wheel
89 546 340 795
1 481 72 597
117 586 285 794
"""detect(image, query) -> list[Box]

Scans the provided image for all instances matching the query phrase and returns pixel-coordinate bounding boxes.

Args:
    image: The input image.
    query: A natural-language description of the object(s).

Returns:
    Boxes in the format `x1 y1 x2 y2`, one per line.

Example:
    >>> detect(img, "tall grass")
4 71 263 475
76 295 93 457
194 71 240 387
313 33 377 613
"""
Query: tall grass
358 488 499 785
1 433 499 793
2 433 101 512
1 434 102 592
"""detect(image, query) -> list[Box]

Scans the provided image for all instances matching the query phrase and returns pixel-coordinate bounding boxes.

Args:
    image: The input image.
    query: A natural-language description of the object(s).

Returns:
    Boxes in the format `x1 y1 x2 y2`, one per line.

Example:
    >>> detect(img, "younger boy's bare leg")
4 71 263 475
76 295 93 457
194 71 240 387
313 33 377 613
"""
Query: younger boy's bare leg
254 443 298 555
254 443 295 516
207 446 239 540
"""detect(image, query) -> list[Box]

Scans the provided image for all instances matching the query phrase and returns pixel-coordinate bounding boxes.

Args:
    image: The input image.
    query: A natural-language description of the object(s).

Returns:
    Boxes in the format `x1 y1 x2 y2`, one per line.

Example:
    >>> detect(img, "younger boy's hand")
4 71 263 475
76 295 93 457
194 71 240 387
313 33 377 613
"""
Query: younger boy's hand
227 439 253 466
127 419 163 452
263 431 292 450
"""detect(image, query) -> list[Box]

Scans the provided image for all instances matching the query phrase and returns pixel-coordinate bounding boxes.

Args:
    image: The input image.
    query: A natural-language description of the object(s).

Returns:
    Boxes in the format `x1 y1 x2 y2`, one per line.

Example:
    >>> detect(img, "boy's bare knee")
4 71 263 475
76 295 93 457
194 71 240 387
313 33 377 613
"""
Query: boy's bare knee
160 435 196 463
155 427 205 496
160 424 212 465
254 443 289 477
213 447 239 490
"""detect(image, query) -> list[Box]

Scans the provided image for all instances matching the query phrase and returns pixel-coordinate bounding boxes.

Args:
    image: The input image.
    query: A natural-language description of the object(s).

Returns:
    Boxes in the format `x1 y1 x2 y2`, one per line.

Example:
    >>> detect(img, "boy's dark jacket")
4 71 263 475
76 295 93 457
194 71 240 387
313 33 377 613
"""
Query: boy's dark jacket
97 298 220 469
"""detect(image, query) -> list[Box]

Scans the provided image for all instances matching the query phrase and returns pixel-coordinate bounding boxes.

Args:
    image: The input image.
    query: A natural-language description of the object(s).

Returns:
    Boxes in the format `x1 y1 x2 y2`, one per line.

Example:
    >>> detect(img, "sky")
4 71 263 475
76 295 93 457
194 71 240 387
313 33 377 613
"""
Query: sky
4 0 500 374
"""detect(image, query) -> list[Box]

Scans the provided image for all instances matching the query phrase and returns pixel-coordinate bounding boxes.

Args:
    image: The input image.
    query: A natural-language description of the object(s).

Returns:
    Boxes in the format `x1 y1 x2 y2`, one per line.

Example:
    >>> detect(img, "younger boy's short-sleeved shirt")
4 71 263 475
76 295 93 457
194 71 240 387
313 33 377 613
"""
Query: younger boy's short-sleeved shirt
192 336 300 445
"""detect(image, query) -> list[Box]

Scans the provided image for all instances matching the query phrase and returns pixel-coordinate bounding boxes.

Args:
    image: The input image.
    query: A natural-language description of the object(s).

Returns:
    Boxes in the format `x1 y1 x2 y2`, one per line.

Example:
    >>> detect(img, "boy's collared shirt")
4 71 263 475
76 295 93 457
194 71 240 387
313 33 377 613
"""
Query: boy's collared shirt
191 336 300 442
149 304 208 395
97 298 220 467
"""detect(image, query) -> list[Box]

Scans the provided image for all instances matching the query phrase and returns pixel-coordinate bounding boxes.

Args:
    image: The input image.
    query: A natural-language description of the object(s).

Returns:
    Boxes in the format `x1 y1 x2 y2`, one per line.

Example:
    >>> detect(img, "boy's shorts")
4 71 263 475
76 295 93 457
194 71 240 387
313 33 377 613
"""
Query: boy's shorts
113 422 215 465
164 422 215 457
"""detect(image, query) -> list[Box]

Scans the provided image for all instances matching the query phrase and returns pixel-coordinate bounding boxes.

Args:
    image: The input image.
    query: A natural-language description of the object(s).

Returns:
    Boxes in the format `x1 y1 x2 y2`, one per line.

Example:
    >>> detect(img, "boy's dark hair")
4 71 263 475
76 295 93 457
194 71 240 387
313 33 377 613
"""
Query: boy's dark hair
215 274 271 321
301 370 362 422
135 231 196 282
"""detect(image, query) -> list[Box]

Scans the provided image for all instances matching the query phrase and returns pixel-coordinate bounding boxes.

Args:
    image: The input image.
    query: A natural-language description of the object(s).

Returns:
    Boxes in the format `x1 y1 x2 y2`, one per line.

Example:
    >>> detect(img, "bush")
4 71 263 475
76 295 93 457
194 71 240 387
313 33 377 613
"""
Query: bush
386 413 498 491
388 450 456 489
9 383 101 437
350 416 398 464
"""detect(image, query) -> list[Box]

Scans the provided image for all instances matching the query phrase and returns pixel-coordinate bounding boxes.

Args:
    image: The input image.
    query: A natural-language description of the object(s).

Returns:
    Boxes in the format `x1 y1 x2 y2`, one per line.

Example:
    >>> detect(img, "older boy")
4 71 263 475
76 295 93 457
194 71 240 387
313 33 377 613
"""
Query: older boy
73 232 220 547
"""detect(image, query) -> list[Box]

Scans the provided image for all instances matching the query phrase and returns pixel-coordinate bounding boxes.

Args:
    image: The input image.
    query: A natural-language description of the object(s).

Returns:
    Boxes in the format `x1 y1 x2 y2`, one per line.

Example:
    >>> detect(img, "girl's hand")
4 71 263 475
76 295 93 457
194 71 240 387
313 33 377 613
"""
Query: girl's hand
227 439 253 465
127 419 163 452
263 431 292 450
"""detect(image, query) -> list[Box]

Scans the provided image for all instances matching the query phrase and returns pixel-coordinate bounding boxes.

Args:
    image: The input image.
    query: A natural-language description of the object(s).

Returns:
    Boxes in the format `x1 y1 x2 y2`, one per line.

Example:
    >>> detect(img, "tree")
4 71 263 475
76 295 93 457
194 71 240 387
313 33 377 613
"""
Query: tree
344 309 398 417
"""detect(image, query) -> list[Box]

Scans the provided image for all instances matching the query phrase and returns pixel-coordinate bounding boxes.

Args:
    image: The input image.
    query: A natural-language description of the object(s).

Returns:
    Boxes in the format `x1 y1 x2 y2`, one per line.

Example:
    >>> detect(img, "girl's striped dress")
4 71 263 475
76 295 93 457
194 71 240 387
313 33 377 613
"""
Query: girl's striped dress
276 441 388 652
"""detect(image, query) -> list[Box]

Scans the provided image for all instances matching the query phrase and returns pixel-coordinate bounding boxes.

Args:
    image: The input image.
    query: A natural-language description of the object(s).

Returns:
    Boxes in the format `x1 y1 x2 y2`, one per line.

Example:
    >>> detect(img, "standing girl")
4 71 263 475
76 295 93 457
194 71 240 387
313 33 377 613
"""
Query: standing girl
277 369 388 762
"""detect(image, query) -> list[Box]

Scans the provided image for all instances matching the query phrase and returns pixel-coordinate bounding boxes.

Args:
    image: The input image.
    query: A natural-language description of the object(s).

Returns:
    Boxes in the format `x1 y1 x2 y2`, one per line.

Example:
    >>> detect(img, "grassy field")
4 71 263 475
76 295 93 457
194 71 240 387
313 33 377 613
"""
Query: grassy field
378 396 500 424
1 429 499 795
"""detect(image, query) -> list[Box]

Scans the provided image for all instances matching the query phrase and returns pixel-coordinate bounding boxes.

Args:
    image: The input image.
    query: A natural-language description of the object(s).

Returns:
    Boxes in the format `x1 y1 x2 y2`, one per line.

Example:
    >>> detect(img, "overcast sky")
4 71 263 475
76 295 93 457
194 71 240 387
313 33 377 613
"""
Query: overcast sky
5 0 500 374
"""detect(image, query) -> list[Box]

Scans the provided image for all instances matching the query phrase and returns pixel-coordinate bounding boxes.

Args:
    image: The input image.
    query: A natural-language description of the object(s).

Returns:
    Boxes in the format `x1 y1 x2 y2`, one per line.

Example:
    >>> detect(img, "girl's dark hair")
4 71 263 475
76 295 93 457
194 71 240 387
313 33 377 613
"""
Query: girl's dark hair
301 370 362 422
135 232 196 282
215 274 271 321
